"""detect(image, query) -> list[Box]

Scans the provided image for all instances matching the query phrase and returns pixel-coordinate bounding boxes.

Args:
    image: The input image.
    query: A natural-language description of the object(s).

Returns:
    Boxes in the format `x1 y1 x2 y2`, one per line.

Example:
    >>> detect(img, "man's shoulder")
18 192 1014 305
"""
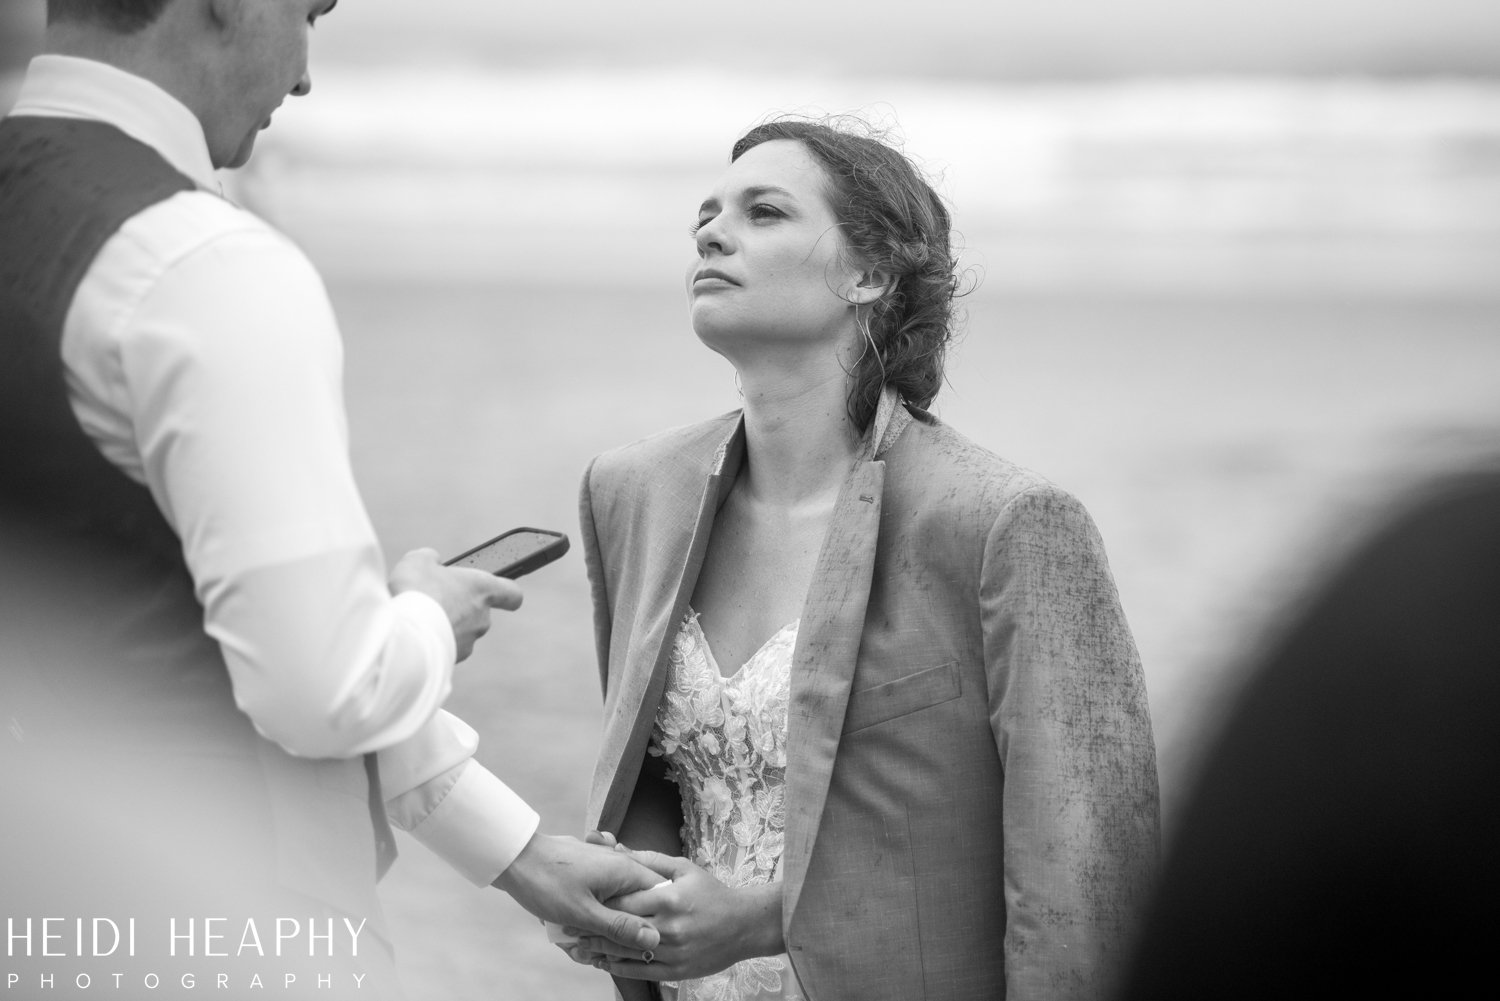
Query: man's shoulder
69 191 332 380
115 189 305 276
0 115 277 273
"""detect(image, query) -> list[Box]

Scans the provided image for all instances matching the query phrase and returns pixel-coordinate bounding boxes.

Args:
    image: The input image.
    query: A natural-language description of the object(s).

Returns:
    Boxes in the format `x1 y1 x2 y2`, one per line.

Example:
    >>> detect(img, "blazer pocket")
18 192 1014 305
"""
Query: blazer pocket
842 662 962 734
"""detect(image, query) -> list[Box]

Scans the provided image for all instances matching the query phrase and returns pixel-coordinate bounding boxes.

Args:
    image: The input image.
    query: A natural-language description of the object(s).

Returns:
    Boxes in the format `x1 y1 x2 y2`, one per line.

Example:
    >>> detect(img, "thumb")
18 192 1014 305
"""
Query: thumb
570 897 660 951
480 573 524 611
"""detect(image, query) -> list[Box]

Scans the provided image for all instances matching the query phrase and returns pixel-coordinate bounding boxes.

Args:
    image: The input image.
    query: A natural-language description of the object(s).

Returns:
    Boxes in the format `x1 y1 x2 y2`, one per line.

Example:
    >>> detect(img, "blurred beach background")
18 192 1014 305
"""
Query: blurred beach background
4 1 1499 997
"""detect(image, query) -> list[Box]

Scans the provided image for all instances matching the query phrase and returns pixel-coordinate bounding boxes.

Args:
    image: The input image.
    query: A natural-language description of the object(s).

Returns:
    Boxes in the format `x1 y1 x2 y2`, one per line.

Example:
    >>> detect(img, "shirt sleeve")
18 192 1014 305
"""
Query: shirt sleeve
379 711 541 885
63 196 540 886
73 203 456 758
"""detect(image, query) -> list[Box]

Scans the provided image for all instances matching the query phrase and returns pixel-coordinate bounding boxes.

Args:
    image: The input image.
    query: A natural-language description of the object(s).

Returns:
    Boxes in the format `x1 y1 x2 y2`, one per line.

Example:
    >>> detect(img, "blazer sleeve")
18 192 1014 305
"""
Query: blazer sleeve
578 456 613 697
980 483 1160 1001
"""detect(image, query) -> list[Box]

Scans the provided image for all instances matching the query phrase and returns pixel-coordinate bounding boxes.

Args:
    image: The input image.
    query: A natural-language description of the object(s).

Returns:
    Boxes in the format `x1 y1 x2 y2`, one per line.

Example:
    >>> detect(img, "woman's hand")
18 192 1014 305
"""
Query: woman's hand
558 835 784 982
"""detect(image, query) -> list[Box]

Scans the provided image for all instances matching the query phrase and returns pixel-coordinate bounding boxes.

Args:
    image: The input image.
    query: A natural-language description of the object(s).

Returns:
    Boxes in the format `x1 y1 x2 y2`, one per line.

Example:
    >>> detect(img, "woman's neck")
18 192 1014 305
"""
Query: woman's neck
735 364 860 510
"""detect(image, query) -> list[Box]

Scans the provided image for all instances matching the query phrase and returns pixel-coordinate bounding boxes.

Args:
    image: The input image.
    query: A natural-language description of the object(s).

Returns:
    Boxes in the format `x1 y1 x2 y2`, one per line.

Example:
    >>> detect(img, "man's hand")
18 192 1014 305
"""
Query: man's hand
493 833 662 953
389 548 522 661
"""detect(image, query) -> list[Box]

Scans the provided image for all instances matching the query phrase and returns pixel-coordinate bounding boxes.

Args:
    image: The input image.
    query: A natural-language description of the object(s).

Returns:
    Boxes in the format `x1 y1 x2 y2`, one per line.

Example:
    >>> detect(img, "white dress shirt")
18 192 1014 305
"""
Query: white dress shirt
7 55 538 885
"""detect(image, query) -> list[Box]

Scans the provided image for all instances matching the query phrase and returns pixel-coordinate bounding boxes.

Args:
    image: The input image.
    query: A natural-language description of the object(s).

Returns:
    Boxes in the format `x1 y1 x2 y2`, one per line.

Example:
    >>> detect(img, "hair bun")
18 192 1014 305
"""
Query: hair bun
894 241 932 273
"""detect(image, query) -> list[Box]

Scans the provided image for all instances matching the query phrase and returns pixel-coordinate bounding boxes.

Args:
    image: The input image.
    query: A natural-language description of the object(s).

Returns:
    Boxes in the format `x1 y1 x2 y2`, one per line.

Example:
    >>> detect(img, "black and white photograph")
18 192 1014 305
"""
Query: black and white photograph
3 1 1498 998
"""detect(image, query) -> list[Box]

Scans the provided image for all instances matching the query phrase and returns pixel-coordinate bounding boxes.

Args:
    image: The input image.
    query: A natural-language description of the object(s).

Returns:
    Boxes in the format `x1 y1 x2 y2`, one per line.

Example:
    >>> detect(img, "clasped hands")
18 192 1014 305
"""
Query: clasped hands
553 831 784 982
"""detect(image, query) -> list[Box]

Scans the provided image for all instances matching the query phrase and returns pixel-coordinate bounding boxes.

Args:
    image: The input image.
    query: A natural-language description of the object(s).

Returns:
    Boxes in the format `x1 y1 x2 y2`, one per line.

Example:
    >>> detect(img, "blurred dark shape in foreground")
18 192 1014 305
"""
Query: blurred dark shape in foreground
1117 466 1500 999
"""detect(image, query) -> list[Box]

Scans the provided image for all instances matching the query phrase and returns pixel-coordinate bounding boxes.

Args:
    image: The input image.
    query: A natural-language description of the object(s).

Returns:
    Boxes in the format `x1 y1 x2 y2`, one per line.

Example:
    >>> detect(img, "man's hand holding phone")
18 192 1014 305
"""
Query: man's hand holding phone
389 548 523 662
389 528 570 662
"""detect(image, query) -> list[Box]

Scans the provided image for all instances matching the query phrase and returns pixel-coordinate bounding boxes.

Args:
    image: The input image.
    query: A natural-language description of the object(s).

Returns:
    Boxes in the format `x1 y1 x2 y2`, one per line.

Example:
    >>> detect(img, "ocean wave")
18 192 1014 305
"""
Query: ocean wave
230 71 1500 293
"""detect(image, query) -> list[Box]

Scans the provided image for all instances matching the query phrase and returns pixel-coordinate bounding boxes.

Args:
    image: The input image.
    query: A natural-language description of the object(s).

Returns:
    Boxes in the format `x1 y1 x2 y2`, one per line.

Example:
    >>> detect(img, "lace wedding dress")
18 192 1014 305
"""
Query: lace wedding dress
648 610 806 1001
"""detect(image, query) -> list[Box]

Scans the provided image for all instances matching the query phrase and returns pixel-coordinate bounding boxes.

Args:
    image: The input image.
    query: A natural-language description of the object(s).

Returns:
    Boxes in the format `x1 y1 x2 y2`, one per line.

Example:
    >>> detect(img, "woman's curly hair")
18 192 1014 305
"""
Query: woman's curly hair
730 117 962 433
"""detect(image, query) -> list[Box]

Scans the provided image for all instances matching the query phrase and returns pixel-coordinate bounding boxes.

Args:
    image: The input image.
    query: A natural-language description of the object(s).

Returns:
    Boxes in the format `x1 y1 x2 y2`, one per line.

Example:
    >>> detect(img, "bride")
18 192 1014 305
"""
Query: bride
566 117 1160 1001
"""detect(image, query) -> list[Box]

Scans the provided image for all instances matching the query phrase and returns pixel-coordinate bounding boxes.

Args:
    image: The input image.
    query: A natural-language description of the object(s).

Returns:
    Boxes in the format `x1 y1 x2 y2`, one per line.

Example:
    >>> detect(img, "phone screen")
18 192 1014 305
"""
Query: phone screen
445 529 567 577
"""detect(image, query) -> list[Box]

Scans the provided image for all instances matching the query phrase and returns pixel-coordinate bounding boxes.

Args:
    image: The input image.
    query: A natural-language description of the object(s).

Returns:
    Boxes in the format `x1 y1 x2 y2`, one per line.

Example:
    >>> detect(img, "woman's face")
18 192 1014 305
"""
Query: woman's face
686 140 865 358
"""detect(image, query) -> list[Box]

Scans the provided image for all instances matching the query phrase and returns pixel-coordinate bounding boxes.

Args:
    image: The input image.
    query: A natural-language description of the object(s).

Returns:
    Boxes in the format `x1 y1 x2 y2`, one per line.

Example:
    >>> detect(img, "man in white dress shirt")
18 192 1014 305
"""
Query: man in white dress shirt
0 1 658 995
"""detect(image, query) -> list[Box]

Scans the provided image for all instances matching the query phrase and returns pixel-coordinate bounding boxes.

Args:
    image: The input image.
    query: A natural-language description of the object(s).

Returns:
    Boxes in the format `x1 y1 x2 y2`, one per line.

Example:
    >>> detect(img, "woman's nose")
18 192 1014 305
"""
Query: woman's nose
695 219 727 256
291 71 312 98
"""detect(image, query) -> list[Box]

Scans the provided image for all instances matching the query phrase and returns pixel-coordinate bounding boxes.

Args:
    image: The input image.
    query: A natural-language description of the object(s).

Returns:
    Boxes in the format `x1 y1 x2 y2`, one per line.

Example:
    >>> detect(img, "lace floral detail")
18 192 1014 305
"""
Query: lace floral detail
650 611 804 1001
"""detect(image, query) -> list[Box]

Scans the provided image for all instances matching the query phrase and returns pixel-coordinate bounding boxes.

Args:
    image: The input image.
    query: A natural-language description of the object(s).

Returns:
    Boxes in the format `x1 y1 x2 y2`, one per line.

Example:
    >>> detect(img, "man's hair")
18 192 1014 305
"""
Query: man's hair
47 0 176 33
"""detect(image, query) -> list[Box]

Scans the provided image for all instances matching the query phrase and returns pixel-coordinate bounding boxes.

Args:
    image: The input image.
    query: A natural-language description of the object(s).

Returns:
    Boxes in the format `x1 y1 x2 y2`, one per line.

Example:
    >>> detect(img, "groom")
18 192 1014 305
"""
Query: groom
0 0 657 994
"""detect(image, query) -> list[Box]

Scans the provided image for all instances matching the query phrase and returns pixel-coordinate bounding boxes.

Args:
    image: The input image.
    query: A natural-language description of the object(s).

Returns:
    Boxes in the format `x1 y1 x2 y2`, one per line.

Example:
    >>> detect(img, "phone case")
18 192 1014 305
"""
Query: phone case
444 527 570 578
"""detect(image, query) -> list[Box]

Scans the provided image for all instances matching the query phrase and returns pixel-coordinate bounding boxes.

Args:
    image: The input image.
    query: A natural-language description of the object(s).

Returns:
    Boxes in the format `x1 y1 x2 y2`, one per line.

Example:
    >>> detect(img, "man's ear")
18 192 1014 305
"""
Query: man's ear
848 269 894 306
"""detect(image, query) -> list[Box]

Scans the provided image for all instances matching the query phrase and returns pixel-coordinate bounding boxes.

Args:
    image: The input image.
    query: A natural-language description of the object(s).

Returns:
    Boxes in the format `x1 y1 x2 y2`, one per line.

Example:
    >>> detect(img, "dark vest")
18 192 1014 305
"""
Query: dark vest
0 117 384 930
0 117 230 722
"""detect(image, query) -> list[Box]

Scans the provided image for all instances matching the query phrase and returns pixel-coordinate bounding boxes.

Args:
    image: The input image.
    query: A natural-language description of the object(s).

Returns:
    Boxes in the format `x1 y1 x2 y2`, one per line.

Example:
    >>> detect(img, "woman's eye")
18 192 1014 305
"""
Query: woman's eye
689 203 779 237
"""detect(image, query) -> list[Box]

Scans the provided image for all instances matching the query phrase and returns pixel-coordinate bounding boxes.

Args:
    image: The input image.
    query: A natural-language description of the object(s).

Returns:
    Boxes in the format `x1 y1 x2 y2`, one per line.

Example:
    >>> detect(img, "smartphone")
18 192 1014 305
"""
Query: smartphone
443 527 570 579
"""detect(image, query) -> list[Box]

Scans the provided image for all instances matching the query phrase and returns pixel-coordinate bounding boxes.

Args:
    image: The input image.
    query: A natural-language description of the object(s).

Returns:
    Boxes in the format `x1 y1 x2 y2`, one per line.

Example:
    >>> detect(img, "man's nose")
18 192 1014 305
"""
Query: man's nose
291 71 312 98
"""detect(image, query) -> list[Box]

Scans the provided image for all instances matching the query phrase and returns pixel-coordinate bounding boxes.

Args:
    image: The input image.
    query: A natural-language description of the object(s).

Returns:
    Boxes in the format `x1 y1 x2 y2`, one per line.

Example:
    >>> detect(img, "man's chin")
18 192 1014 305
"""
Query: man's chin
219 132 259 171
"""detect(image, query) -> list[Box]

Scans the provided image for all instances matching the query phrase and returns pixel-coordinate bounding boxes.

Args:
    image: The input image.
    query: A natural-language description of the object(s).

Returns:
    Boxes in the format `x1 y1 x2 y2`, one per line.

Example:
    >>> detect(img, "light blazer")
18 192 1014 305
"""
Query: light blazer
580 397 1160 1001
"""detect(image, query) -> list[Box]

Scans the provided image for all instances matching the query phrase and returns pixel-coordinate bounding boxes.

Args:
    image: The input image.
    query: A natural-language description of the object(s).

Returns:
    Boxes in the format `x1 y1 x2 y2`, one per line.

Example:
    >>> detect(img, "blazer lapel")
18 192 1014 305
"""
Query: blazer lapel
595 421 745 831
781 389 908 925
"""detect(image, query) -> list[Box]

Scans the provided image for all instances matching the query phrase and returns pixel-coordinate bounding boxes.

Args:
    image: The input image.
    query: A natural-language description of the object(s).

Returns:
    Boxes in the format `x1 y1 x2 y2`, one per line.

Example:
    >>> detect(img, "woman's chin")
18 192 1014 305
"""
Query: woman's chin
691 327 736 364
689 314 736 350
691 305 775 349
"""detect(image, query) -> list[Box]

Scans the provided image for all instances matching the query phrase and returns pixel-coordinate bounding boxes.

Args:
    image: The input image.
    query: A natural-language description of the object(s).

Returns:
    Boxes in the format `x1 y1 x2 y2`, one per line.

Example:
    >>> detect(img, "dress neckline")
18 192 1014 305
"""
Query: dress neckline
685 607 798 682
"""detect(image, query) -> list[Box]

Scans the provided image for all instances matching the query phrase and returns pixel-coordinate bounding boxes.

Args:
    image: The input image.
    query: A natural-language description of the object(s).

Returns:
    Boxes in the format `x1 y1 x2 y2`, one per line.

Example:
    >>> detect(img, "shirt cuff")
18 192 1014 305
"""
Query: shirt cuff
378 710 478 801
401 759 540 887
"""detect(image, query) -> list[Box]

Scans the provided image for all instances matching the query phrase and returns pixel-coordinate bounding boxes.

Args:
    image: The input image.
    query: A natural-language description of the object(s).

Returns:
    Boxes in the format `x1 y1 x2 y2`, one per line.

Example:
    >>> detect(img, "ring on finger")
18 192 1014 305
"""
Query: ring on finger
642 949 654 964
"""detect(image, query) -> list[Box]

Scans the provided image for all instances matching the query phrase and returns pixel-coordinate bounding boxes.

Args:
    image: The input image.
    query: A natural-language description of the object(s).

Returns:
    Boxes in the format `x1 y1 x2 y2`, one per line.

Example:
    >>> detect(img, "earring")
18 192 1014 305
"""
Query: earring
856 309 887 386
